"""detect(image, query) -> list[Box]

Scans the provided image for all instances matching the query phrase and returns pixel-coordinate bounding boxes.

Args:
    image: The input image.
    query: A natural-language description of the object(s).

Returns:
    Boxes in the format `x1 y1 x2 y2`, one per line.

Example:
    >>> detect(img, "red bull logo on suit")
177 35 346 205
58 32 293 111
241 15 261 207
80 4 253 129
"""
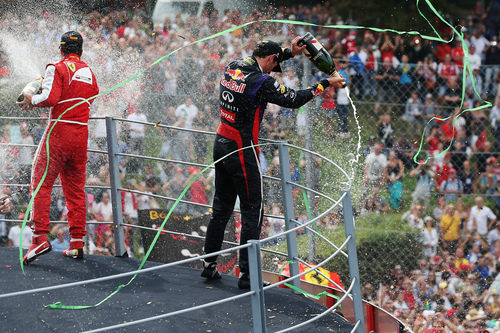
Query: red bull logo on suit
221 77 246 93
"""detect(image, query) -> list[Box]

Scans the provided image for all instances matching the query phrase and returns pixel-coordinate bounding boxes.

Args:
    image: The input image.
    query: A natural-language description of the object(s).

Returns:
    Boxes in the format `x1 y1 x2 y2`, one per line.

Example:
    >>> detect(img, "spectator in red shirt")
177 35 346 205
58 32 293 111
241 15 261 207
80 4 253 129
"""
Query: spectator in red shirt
435 153 453 187
364 46 376 98
116 23 126 38
380 33 395 61
426 127 442 154
0 52 10 78
402 279 416 310
321 86 336 137
450 44 464 68
435 41 452 63
440 115 457 144
187 167 208 215
341 30 357 55
437 54 459 96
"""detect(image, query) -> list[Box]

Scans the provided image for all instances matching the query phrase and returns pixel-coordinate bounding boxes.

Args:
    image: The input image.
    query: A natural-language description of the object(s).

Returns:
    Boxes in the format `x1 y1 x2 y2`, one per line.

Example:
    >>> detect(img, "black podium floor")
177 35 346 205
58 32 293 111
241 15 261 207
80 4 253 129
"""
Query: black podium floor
0 247 353 332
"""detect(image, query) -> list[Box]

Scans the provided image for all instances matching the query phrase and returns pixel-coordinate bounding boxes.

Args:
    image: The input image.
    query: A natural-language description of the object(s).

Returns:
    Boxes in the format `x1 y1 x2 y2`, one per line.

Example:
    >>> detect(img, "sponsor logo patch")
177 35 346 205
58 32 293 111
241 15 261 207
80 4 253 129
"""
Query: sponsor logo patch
220 108 236 123
314 83 324 96
221 78 246 93
67 62 76 72
222 91 234 102
243 57 255 65
226 69 247 81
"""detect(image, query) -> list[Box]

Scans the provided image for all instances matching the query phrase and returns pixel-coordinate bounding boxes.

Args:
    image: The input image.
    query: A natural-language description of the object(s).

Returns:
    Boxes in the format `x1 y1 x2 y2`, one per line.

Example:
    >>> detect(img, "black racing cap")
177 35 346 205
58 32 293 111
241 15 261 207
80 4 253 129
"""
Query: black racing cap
254 40 284 72
60 31 83 48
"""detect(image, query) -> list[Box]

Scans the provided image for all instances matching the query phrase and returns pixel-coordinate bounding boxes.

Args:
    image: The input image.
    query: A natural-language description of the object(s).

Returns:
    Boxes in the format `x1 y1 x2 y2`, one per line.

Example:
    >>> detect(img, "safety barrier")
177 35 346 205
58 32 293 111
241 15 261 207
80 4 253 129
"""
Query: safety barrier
0 115 413 332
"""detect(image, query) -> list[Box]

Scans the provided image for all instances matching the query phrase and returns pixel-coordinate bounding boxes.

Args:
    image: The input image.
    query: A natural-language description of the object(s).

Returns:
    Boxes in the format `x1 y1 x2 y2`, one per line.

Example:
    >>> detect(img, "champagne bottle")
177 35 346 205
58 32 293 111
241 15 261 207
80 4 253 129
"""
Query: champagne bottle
17 78 43 103
298 32 346 88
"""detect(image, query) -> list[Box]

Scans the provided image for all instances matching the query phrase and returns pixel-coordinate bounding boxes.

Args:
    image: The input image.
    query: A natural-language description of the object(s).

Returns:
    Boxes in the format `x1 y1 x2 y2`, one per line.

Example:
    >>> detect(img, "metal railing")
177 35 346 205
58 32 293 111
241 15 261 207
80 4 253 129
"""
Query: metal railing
0 115 367 332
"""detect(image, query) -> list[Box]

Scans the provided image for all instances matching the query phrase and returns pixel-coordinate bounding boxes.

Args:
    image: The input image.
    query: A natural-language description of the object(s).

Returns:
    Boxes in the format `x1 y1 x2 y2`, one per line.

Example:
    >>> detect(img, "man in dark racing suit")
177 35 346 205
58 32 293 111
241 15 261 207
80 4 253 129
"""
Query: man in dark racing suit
201 37 345 289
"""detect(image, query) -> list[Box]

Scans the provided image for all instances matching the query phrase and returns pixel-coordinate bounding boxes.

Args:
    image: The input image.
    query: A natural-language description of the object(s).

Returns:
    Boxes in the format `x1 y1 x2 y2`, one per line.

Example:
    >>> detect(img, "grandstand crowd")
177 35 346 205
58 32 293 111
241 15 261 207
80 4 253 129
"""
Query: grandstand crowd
1 1 500 331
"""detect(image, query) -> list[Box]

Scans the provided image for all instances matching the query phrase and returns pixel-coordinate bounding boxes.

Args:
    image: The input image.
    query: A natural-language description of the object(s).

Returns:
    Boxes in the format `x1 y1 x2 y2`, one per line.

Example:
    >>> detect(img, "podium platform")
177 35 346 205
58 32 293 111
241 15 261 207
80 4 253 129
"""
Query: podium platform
0 247 354 332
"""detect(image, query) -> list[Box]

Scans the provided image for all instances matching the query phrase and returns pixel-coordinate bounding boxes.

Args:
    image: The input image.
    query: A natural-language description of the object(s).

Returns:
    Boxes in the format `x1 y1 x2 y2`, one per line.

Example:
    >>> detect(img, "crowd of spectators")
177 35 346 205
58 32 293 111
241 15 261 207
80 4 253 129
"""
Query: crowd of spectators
1 1 500 331
386 194 500 332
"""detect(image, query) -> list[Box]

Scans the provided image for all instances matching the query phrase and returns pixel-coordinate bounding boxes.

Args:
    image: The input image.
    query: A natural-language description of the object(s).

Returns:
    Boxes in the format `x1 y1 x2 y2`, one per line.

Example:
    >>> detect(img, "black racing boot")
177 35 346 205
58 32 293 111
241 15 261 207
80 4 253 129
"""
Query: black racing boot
201 261 222 280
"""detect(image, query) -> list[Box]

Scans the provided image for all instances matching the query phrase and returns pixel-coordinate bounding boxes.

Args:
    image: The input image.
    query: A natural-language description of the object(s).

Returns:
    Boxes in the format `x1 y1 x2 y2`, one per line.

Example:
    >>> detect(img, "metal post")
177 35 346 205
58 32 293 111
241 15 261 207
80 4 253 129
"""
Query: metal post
303 57 316 262
278 143 300 292
248 240 266 333
105 117 127 257
342 190 365 333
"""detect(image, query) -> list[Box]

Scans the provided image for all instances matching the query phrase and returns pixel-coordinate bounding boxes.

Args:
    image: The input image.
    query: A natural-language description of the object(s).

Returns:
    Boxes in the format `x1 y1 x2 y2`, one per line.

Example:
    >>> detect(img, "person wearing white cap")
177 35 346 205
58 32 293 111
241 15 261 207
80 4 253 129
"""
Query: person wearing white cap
422 216 438 258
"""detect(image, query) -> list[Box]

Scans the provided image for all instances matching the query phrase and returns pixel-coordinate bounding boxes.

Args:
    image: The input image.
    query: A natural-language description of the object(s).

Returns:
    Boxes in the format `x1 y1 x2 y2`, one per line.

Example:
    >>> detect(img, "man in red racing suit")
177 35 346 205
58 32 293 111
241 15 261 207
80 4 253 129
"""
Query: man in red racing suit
17 31 99 263
200 38 345 289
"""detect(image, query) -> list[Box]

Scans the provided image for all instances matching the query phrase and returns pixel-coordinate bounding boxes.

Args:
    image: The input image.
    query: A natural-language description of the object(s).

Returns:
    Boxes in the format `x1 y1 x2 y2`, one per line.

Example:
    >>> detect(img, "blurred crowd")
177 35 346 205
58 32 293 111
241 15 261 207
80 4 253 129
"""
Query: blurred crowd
1 1 500 331
361 194 500 332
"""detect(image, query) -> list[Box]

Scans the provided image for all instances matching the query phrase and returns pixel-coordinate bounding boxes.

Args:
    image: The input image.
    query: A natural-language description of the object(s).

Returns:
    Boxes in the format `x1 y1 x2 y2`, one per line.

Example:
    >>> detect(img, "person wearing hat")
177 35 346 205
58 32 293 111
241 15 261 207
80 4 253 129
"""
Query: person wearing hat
438 168 463 203
17 31 99 264
465 308 486 321
201 37 345 289
423 216 439 258
422 93 438 123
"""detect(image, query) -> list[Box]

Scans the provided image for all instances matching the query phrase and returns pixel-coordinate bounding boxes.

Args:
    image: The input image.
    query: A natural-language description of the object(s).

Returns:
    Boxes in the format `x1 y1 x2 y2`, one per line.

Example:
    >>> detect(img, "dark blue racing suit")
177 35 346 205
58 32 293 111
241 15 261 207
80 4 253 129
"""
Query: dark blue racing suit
204 55 331 273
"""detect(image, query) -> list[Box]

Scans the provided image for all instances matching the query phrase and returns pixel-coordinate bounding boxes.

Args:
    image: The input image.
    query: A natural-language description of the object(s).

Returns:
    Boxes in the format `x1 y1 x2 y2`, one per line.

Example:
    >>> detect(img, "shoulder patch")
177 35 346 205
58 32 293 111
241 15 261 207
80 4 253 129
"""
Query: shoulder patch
66 62 76 72
280 85 286 94
274 81 280 88
243 57 255 65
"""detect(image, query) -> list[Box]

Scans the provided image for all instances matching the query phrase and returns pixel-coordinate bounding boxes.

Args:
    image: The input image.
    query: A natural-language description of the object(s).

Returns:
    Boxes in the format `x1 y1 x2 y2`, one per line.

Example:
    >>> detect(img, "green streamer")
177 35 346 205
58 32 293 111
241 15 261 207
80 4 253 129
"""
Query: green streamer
17 0 487 310
410 0 491 164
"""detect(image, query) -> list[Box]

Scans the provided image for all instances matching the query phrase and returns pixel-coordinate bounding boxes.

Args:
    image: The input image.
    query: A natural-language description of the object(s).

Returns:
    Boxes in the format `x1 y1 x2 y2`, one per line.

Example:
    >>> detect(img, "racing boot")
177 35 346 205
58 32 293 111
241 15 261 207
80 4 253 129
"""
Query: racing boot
201 260 221 280
62 238 84 259
23 233 52 264
238 273 271 290
238 273 251 289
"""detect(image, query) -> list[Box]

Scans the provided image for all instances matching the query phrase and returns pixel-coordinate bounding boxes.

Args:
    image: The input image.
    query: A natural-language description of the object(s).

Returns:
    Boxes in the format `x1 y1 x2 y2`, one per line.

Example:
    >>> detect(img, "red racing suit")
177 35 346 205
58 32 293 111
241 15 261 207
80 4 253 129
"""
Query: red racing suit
30 54 99 238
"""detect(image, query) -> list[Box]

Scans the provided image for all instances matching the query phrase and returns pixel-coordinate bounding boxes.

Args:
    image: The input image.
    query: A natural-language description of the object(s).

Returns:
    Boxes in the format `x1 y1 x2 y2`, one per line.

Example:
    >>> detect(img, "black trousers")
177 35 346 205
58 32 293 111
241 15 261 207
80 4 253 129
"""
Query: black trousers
204 138 263 274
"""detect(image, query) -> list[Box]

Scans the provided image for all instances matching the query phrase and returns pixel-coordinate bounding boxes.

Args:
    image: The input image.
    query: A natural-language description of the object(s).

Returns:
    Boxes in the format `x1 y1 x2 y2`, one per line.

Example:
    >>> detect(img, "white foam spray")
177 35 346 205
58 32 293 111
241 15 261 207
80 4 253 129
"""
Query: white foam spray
346 87 362 183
